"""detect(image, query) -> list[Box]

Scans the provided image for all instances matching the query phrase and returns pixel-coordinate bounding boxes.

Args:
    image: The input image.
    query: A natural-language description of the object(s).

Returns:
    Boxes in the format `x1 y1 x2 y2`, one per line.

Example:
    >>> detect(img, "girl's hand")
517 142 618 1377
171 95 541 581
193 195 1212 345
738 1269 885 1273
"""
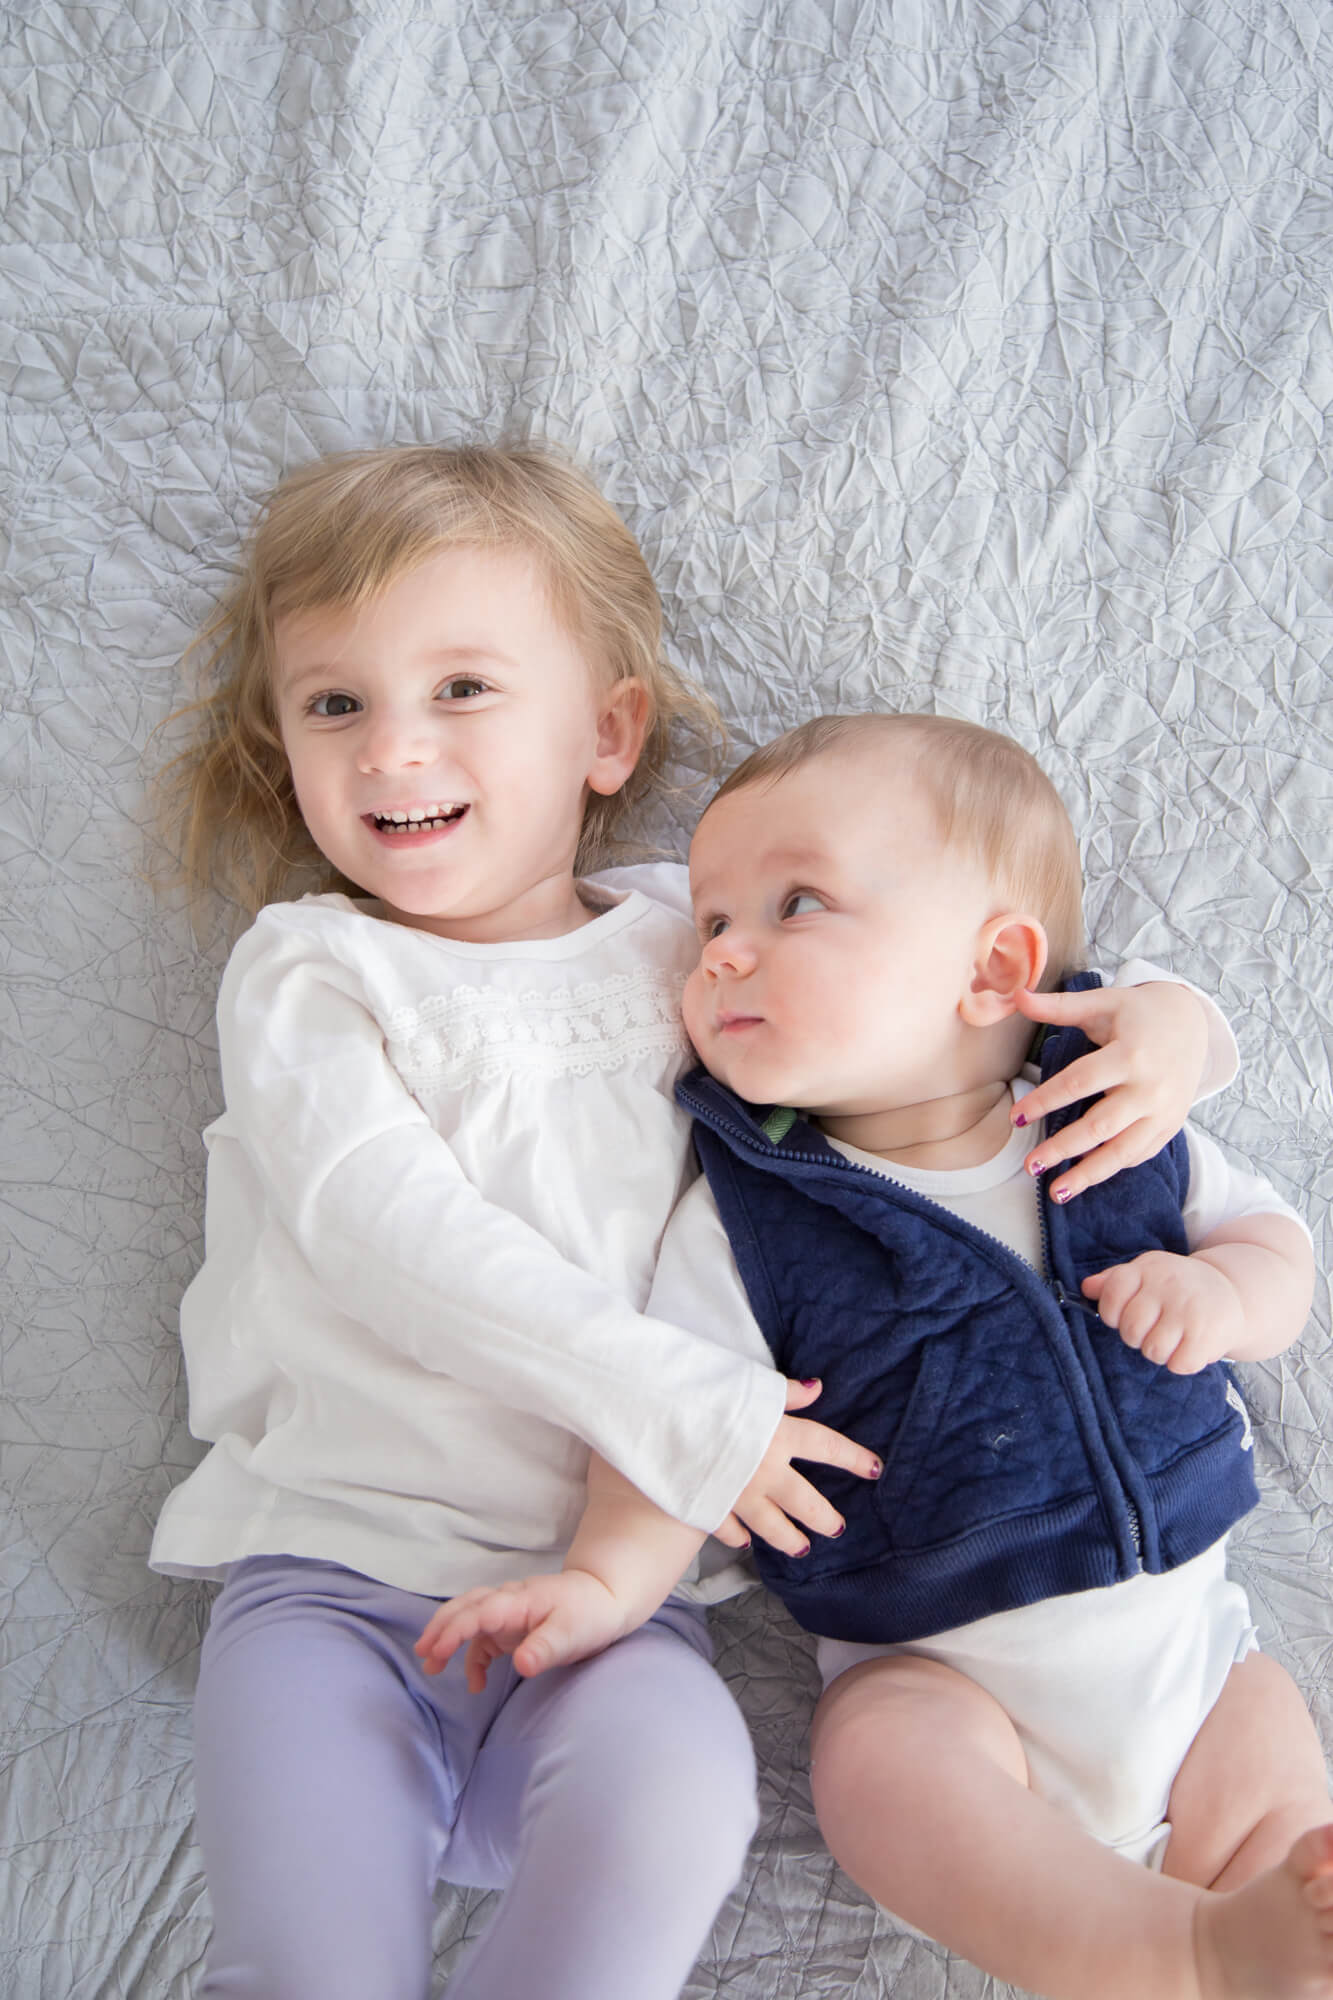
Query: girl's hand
415 1570 628 1692
711 1377 882 1557
1082 1252 1244 1374
1010 983 1209 1202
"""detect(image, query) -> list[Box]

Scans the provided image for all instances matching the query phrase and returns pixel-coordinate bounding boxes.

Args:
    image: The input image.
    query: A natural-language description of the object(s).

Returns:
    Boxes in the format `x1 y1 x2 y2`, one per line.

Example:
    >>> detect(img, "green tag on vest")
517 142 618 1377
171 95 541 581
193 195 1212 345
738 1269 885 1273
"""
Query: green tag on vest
761 1106 798 1145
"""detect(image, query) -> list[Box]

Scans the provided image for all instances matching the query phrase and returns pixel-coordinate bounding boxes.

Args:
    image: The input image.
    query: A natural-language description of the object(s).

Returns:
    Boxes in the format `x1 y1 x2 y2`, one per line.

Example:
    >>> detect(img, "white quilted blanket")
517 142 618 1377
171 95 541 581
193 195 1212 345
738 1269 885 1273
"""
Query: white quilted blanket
3 2 1329 1995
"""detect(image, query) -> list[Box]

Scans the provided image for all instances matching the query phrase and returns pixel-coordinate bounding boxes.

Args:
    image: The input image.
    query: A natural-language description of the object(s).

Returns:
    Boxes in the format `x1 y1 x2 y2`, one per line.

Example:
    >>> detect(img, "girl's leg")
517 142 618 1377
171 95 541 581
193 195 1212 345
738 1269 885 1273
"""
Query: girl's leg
442 1603 758 2000
808 1653 1333 2000
193 1557 507 2000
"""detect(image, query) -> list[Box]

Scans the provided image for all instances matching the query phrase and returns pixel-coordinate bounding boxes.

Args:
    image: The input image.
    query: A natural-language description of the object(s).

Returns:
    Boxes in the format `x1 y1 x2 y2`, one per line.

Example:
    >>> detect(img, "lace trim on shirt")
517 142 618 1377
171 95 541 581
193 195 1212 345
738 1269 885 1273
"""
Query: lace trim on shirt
384 968 691 1090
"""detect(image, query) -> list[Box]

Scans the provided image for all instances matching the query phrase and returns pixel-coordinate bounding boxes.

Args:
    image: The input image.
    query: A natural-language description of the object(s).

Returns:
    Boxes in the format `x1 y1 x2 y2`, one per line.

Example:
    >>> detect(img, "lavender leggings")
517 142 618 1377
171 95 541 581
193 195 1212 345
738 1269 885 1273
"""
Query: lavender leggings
192 1557 758 2000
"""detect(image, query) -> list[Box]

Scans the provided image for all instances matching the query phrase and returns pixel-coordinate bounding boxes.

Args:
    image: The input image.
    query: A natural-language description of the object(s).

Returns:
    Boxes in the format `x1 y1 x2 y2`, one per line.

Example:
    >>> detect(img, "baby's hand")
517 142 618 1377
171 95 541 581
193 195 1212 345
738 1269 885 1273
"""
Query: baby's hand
1012 983 1209 1201
712 1377 882 1558
415 1571 627 1692
1081 1251 1244 1373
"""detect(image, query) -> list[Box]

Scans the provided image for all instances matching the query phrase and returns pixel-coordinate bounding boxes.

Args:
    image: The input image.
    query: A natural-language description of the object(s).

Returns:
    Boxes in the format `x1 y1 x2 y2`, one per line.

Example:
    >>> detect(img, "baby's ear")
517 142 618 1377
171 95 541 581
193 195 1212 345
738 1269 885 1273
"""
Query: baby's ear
960 914 1049 1025
587 676 653 796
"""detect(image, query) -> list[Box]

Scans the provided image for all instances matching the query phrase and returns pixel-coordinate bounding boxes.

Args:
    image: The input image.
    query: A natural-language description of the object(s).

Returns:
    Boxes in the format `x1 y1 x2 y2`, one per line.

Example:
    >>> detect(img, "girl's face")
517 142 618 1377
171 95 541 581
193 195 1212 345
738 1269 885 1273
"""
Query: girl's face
272 546 646 944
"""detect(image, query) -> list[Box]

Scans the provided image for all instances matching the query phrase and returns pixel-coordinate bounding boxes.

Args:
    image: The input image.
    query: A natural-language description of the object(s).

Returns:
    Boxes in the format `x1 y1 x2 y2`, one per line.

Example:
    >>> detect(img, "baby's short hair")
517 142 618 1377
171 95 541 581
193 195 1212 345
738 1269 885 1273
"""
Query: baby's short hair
711 713 1087 987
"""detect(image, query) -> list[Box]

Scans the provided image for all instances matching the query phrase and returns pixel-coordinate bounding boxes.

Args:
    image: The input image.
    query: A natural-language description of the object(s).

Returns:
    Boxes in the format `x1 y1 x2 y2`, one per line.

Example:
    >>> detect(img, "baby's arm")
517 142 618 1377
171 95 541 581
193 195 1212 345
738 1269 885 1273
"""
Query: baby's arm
418 1371 873 1684
1081 1125 1315 1373
1013 969 1236 1201
417 1452 706 1688
418 1182 873 1685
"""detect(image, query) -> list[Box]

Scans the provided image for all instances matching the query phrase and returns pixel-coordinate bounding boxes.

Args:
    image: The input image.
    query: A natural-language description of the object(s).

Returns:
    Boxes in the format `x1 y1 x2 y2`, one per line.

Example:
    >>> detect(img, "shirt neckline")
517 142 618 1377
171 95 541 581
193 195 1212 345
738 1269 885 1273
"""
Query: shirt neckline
829 1079 1037 1195
317 887 655 962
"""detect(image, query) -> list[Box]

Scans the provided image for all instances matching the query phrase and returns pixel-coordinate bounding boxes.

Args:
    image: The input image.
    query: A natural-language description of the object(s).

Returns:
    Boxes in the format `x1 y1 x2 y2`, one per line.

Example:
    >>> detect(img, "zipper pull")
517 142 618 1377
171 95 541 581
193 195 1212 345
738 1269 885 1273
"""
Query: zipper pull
1052 1282 1102 1324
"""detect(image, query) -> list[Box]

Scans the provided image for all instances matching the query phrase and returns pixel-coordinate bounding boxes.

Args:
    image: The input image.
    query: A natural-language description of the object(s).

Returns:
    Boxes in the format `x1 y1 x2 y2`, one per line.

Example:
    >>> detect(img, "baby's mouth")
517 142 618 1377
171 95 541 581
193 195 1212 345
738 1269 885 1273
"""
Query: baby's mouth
366 805 468 835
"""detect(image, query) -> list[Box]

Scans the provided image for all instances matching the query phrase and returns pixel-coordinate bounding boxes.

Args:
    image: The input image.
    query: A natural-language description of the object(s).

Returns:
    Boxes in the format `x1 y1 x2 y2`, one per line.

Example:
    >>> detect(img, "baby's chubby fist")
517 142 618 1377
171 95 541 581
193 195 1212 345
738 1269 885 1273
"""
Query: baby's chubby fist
1082 1251 1244 1374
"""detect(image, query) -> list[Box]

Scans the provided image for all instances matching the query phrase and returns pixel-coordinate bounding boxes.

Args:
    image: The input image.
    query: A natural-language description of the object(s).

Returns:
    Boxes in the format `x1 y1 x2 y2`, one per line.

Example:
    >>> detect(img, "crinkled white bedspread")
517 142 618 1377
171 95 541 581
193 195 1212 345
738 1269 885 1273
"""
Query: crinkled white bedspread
2 1 1329 1994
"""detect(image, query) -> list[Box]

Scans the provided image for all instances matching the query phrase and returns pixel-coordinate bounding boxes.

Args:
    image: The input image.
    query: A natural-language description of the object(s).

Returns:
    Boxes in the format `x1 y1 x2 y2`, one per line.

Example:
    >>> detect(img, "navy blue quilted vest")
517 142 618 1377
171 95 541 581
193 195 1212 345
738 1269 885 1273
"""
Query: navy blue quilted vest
677 975 1258 1644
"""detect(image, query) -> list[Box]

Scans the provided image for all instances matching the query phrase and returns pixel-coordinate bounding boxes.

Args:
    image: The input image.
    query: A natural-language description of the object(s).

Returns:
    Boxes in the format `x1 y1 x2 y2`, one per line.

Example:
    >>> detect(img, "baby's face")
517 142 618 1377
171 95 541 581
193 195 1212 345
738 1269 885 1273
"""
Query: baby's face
683 752 1000 1116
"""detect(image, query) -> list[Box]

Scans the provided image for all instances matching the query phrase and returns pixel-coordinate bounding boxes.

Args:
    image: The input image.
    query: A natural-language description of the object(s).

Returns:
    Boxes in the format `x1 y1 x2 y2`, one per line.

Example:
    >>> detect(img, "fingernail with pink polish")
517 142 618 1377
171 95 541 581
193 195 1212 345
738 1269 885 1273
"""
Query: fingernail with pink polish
1012 1111 1028 1128
1054 1187 1073 1204
1028 1158 1046 1177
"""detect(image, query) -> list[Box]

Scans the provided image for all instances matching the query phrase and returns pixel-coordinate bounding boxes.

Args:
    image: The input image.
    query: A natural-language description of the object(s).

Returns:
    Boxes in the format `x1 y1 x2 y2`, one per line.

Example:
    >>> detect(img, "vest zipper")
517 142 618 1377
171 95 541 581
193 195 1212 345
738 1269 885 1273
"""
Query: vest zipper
699 1097 1147 1571
1036 1190 1143 1566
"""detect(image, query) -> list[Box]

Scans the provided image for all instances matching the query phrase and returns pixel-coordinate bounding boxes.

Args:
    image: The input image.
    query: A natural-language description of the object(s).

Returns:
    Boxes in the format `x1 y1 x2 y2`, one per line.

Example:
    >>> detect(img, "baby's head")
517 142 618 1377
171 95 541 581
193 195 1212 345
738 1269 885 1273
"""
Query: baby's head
682 713 1086 1118
163 443 714 918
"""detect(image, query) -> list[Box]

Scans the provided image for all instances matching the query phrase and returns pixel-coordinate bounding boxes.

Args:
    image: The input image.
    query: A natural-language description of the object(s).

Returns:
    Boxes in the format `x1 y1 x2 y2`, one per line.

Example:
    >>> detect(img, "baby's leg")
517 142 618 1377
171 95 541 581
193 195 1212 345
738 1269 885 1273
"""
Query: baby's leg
1164 1651 1332 1887
1160 1650 1333 1991
443 1602 757 2000
809 1652 1333 2000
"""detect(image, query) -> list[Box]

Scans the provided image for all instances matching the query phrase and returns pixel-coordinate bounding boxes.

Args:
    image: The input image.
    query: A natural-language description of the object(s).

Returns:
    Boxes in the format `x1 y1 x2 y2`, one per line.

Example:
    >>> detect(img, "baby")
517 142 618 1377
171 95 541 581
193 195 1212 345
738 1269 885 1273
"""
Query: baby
421 712 1333 2000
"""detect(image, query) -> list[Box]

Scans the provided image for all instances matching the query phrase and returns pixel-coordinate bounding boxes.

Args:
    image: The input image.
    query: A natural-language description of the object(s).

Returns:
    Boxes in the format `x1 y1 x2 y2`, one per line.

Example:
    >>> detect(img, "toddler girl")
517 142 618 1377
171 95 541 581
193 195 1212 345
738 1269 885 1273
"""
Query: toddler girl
152 443 1231 2000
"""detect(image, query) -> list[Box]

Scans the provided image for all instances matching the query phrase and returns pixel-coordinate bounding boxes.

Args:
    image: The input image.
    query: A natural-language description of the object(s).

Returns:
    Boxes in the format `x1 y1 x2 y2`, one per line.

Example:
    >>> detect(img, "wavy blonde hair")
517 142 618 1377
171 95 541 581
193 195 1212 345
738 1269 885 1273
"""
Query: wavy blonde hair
155 442 719 914
711 712 1087 987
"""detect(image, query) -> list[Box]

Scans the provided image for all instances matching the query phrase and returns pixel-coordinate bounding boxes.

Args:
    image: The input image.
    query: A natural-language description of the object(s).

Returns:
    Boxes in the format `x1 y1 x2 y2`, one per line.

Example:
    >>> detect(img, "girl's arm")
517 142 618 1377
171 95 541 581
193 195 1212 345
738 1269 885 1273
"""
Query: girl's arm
212 908 878 1532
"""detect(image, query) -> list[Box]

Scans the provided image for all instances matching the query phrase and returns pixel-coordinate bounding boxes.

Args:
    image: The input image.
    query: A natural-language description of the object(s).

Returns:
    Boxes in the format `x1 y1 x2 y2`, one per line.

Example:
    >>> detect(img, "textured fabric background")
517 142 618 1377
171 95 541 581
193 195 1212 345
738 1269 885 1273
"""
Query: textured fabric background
2 2 1330 1994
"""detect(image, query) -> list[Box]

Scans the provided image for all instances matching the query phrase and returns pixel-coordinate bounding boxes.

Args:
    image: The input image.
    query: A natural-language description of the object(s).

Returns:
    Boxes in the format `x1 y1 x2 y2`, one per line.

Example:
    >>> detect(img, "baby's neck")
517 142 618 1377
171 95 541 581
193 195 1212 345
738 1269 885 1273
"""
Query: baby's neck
819 1080 1017 1173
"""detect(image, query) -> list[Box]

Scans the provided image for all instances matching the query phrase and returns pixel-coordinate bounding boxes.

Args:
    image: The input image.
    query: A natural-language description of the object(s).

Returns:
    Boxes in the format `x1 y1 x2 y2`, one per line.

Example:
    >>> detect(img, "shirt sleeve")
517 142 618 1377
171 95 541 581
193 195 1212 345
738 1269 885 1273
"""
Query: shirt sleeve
1101 957 1239 1100
212 908 785 1533
1182 1124 1313 1250
647 1177 776 1364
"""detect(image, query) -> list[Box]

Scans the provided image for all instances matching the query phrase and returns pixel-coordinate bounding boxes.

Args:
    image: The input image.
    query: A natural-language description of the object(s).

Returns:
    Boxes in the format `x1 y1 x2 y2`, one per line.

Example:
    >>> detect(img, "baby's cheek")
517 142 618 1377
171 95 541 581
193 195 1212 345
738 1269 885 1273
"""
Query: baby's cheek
680 966 708 1052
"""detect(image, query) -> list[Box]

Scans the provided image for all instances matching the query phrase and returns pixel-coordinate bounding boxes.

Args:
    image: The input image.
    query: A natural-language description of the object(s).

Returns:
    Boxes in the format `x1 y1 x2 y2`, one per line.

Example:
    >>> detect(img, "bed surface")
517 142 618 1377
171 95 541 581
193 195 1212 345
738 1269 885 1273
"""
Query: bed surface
3 2 1330 1994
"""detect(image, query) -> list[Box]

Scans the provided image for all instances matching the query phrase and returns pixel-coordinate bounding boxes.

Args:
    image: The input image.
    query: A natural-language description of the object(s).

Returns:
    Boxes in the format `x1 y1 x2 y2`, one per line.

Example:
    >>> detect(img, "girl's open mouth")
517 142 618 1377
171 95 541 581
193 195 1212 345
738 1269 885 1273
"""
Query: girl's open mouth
365 805 469 838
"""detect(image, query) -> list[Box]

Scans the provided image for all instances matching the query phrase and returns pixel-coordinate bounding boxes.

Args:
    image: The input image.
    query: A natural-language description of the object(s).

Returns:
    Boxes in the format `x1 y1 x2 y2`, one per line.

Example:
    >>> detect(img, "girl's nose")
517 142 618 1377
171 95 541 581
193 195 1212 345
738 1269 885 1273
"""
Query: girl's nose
356 711 436 775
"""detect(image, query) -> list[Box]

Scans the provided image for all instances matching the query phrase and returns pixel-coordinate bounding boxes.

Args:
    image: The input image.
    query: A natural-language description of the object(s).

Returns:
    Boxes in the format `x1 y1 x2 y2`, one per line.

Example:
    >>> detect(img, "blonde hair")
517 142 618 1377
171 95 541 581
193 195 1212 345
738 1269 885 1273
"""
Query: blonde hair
155 442 719 913
710 713 1087 986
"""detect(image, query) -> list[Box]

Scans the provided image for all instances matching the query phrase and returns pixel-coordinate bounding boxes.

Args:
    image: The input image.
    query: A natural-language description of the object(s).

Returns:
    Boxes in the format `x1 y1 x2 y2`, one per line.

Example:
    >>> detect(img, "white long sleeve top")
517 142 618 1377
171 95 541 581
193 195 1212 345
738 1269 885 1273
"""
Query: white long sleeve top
150 866 789 1594
150 864 1237 1599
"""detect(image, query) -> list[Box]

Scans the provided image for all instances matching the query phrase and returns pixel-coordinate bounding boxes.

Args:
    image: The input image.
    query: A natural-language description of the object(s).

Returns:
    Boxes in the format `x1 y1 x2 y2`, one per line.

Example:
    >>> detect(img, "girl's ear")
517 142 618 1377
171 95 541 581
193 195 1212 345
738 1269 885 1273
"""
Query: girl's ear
587 676 653 797
960 913 1049 1025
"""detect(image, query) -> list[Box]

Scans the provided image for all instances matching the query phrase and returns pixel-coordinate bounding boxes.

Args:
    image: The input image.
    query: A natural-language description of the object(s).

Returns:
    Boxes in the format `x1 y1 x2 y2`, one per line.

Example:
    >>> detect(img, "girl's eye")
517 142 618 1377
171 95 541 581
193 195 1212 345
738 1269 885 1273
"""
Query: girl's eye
439 677 488 701
782 892 824 919
309 692 361 718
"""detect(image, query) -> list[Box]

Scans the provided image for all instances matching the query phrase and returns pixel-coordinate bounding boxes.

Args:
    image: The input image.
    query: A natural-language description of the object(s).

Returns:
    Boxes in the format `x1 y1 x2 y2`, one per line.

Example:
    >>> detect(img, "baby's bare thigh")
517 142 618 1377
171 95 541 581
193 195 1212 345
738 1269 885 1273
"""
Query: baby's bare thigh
811 1651 1029 1797
1163 1651 1331 1888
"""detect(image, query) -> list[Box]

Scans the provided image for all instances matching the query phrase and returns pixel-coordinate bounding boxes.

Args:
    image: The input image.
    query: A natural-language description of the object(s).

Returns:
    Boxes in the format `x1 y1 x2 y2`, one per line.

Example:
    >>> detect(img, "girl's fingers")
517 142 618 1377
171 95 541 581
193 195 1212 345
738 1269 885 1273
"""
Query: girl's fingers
711 1511 751 1549
1013 987 1112 1027
1013 1049 1124 1129
735 1495 813 1558
785 1415 882 1482
771 1466 845 1541
1042 1120 1160 1200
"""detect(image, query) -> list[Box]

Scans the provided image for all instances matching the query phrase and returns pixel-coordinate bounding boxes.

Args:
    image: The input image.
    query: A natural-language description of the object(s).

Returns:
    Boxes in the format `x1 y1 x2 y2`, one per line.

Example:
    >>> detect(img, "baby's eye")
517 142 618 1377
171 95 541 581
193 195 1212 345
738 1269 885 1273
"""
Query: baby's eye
781 892 824 918
703 915 730 941
438 676 489 701
309 691 361 718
